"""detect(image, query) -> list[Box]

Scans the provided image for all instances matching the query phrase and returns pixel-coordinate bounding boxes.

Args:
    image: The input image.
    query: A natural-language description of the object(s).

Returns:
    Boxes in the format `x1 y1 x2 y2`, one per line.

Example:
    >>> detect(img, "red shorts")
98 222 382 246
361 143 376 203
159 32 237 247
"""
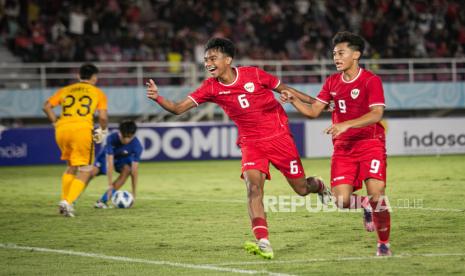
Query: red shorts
331 139 387 191
240 133 305 180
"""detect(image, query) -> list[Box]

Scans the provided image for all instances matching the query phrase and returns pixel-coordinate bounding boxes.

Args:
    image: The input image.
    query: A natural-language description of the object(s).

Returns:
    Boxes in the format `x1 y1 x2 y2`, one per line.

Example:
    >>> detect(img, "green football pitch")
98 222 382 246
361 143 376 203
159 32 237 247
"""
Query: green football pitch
1 155 465 275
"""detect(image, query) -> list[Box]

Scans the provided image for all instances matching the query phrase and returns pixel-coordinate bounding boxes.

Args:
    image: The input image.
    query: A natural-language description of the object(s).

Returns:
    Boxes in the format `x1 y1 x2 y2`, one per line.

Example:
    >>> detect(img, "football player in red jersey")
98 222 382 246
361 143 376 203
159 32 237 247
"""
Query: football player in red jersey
146 37 331 259
281 31 392 256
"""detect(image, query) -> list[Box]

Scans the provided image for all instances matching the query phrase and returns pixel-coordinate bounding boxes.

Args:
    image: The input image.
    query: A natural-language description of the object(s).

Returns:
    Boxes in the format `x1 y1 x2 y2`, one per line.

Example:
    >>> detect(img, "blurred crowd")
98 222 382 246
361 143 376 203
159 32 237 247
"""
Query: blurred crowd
1 0 464 63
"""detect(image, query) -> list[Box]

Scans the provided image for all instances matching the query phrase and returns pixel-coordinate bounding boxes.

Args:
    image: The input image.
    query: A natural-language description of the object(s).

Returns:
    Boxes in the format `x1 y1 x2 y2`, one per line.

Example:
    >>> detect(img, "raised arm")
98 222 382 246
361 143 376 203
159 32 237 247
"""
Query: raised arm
274 83 316 104
280 90 326 119
146 79 196 115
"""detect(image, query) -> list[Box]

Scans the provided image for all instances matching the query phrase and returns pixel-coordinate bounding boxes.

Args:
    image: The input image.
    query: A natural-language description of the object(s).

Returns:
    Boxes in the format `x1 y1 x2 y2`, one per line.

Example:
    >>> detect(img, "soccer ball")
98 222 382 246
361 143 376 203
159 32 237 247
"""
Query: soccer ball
111 190 134 208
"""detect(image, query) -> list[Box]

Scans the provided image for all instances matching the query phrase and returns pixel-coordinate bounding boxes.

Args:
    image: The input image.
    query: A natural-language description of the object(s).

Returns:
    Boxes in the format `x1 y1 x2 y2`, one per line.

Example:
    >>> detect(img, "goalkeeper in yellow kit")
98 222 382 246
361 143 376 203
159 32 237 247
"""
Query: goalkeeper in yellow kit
43 63 108 217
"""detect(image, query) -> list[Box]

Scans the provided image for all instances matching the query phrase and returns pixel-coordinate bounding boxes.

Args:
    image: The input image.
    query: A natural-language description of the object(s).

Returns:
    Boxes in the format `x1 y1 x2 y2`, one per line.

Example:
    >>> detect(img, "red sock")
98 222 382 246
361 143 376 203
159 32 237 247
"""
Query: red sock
370 199 391 244
252 217 269 240
350 195 371 210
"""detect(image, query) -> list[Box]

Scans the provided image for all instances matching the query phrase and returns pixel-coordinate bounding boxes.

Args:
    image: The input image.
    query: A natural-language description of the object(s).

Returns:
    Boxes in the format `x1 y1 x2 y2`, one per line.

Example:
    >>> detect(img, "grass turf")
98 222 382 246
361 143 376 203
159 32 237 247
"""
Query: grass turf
1 155 464 275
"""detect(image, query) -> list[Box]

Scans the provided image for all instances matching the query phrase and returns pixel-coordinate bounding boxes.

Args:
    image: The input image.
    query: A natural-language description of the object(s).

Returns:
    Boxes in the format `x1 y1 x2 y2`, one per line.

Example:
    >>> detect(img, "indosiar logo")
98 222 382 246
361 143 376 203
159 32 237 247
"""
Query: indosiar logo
404 131 465 147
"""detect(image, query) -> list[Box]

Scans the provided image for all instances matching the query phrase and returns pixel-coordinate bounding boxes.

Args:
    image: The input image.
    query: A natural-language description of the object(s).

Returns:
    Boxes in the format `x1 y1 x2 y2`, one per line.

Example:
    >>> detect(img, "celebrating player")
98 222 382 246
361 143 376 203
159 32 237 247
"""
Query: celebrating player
281 31 392 256
43 63 108 217
146 37 331 259
93 120 142 208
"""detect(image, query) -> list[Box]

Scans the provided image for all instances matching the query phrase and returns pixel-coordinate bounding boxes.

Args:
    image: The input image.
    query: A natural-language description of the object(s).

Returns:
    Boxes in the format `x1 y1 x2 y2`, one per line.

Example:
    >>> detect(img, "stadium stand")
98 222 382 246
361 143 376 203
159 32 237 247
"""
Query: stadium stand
1 0 464 125
1 0 464 63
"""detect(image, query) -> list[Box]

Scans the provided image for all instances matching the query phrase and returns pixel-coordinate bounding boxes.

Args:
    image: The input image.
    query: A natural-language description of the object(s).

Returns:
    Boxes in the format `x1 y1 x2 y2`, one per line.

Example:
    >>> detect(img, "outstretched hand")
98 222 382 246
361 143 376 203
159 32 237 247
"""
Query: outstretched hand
146 79 159 101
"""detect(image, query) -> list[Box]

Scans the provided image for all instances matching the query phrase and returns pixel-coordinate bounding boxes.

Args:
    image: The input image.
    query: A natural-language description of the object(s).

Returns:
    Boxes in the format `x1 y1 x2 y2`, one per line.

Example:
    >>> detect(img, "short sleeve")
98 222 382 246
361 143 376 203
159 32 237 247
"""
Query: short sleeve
104 134 114 155
133 139 143 162
47 88 64 107
366 76 385 107
96 89 108 110
256 67 280 89
188 80 213 106
316 77 332 104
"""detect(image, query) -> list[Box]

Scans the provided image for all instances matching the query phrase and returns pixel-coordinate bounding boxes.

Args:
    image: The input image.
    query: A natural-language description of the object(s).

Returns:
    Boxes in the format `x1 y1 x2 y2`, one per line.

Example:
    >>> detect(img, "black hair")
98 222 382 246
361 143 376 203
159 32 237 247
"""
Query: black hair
332 31 365 57
119 120 137 137
205 37 236 58
79 63 99 80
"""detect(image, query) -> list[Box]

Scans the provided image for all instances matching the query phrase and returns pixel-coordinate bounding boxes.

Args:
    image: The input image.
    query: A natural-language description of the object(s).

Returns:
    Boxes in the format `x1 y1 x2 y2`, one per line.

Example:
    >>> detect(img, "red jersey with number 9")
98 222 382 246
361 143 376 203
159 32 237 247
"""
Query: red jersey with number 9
316 68 386 142
189 66 289 144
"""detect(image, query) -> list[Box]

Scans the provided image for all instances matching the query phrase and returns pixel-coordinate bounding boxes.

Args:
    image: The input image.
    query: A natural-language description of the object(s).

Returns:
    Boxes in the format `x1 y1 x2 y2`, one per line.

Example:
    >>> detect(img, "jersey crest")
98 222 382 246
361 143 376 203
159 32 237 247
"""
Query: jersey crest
350 88 360 99
244 82 255 93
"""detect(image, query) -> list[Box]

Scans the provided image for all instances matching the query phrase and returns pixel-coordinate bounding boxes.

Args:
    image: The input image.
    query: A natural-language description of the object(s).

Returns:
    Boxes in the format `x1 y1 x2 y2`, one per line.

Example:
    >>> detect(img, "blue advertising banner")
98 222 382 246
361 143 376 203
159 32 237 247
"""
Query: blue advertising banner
0 126 62 166
0 122 306 166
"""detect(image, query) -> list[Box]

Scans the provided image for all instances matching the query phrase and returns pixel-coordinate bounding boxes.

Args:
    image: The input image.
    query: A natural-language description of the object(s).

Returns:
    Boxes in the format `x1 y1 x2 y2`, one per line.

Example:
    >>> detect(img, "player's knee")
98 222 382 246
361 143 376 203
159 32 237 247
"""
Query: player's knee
89 166 99 176
247 185 260 196
339 201 351 209
334 196 351 209
78 165 93 172
120 165 131 175
368 193 383 204
66 166 78 174
368 194 389 211
246 183 262 198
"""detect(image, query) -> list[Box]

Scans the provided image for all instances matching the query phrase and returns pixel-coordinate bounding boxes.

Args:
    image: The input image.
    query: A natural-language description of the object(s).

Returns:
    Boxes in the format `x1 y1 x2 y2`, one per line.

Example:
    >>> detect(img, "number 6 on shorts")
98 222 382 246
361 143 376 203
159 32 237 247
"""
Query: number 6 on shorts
290 160 299 175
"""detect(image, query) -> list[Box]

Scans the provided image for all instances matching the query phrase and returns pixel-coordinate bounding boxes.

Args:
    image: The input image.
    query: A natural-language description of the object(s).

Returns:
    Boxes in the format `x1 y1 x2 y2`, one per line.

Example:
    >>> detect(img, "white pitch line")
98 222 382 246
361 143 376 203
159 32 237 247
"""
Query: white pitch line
0 243 293 276
206 252 465 266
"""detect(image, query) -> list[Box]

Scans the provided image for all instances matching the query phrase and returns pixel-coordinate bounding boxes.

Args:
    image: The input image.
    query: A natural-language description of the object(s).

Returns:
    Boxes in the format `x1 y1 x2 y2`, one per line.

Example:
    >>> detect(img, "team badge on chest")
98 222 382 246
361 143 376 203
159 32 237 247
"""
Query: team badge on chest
244 82 255 93
350 89 360 99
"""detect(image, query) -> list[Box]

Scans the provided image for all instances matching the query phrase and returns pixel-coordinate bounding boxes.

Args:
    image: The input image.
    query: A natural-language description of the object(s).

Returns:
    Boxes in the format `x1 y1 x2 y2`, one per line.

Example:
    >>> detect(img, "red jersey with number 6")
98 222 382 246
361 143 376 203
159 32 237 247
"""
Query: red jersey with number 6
189 66 289 143
316 68 386 142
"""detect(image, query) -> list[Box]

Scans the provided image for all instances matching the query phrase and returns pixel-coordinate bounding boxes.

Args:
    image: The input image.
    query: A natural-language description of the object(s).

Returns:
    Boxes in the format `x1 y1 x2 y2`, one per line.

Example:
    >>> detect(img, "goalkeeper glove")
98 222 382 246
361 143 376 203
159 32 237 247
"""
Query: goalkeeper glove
93 127 108 144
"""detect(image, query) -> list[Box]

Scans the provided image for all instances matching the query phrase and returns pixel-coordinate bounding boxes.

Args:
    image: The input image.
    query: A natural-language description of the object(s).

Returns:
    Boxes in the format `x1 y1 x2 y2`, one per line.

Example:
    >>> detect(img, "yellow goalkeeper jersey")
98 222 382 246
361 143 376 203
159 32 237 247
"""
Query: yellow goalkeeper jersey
48 82 108 129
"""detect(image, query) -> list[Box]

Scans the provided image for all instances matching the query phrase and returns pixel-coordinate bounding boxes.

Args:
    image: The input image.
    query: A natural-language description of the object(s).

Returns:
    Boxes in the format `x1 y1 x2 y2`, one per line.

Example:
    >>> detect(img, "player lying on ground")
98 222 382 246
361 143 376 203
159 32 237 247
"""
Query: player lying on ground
91 120 142 208
146 37 332 259
281 31 392 256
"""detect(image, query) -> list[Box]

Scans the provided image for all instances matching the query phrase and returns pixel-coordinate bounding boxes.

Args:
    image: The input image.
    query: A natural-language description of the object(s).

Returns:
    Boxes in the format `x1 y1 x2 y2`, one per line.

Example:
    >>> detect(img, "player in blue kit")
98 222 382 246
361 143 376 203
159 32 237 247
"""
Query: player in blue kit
91 120 143 208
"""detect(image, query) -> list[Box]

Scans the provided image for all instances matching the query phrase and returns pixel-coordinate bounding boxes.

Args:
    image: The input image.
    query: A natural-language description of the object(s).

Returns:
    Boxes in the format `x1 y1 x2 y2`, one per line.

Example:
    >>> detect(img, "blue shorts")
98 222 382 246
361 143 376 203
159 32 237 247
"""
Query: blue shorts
94 154 133 175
